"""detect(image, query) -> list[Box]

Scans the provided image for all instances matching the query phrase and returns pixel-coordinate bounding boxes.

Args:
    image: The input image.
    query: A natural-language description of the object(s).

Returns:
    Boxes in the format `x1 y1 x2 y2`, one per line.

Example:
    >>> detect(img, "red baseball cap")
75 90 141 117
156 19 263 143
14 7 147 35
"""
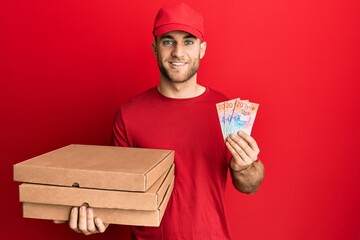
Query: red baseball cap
153 3 205 41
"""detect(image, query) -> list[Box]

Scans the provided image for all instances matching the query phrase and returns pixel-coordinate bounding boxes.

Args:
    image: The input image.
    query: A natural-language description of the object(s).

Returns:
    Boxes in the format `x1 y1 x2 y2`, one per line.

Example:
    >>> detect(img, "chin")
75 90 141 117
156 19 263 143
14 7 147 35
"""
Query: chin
159 65 198 84
167 77 191 84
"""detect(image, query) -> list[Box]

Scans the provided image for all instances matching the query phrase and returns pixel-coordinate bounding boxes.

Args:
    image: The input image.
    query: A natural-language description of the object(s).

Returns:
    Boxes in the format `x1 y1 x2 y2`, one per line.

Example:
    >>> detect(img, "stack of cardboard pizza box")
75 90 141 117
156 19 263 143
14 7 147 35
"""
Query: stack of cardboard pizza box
13 144 175 227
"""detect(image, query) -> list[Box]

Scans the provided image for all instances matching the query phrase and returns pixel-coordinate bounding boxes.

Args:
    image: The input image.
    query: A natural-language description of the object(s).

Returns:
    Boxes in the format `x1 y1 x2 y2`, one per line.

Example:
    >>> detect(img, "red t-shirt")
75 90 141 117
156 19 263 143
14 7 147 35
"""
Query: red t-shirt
112 87 232 240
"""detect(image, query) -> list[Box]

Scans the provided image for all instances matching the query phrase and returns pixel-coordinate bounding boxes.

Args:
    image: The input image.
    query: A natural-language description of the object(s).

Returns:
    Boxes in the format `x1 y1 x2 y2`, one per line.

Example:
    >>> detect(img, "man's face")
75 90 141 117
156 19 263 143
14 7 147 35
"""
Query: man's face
152 31 207 83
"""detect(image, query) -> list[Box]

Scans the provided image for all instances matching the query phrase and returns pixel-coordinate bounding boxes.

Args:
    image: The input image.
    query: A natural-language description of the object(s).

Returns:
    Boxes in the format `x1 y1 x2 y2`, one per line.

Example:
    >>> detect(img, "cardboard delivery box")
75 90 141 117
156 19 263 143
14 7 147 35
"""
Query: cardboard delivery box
13 144 175 226
14 144 174 192
22 178 174 227
19 164 174 211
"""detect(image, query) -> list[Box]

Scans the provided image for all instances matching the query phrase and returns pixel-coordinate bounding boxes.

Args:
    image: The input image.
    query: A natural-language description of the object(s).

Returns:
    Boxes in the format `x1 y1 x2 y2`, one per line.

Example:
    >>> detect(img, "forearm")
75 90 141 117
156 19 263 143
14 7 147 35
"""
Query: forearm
230 160 265 194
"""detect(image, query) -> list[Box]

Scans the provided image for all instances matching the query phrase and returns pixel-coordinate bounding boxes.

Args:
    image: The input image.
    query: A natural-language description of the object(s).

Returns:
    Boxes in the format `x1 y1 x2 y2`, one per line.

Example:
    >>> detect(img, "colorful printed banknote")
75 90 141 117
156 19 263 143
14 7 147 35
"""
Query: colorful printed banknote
216 98 259 140
216 101 226 139
224 98 239 137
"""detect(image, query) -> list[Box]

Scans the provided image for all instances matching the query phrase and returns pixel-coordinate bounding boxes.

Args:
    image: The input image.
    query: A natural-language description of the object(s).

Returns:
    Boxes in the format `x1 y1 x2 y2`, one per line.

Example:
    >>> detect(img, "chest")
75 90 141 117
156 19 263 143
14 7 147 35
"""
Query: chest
128 103 221 148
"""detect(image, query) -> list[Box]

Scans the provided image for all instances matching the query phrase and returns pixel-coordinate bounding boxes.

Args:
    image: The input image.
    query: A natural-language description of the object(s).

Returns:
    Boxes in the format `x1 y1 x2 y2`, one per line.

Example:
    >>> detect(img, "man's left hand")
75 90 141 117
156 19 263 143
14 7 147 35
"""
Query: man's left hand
226 131 260 171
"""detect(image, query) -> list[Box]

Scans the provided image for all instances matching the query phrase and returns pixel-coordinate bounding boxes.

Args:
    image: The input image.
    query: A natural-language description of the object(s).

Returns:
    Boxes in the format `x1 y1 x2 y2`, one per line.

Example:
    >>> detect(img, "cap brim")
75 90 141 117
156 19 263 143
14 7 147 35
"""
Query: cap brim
153 24 204 41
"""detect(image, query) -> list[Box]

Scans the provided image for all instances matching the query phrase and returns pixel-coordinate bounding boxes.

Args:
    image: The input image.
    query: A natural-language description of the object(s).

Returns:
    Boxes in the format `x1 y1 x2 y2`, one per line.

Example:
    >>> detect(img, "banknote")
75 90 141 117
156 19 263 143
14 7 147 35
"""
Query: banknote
229 100 259 136
224 98 239 137
216 101 226 138
226 99 243 137
216 98 259 140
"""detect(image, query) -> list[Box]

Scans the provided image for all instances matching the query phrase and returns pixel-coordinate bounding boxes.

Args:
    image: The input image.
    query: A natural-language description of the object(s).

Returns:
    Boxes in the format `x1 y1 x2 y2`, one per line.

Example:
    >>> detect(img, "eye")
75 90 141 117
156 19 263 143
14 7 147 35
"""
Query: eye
163 40 174 45
184 40 194 45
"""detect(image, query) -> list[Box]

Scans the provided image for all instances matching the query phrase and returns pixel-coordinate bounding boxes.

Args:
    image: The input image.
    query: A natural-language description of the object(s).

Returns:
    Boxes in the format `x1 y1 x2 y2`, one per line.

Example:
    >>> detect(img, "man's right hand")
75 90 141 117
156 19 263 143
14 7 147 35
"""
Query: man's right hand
64 206 109 235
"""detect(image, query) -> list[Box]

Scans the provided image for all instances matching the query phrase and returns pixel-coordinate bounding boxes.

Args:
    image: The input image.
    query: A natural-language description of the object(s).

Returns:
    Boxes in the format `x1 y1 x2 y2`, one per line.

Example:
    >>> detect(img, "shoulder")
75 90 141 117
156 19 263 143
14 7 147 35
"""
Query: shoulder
205 87 229 102
120 87 158 108
128 87 158 102
114 87 159 119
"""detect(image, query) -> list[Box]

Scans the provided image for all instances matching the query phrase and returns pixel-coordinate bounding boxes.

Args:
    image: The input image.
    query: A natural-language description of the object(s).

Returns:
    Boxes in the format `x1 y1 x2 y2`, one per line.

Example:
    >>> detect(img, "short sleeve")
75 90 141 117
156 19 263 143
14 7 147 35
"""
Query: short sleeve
111 107 130 147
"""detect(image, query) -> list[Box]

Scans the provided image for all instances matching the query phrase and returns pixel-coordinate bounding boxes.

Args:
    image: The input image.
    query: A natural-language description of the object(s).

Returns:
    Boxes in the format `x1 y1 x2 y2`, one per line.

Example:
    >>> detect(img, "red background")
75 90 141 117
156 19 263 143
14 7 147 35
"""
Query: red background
1 0 360 239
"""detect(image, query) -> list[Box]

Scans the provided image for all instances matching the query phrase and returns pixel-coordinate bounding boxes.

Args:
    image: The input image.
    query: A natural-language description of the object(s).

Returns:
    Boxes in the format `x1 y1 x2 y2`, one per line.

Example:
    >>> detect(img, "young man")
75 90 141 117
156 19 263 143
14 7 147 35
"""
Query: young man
66 3 264 239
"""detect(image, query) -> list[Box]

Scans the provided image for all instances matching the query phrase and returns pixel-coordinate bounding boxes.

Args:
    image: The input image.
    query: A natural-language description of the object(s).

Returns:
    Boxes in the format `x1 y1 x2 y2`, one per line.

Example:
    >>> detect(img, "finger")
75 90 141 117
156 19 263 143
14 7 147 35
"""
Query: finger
78 206 89 234
230 133 254 159
237 131 260 155
231 132 259 161
94 218 108 233
86 208 97 233
54 220 66 224
69 207 81 233
227 136 253 165
227 142 250 171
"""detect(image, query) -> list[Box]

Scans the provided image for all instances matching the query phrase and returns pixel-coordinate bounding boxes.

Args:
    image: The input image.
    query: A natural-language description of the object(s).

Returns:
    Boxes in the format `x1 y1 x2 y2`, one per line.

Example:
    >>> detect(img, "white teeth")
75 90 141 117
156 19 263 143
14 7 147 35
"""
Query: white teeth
171 62 185 66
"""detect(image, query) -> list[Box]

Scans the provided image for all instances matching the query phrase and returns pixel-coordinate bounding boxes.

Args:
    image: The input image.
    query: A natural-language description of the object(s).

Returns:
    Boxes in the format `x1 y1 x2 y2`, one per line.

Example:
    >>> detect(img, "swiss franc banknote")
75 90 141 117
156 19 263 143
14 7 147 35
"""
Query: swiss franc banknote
216 98 259 140
216 102 226 139
224 98 239 137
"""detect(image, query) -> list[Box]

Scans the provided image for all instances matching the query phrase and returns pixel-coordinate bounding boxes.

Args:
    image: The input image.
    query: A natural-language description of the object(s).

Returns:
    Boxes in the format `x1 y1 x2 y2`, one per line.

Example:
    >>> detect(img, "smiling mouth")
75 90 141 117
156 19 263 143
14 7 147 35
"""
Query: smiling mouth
170 62 187 67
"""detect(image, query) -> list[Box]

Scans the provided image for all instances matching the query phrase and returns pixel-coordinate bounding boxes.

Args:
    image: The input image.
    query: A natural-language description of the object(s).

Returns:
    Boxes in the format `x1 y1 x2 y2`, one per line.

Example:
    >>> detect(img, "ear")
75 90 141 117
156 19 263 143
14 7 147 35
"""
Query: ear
200 41 207 59
152 42 157 56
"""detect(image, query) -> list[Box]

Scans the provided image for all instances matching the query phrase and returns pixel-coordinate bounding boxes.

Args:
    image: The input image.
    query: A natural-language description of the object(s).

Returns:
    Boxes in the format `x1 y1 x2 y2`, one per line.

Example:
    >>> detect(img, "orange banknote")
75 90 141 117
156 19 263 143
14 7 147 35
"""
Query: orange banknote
216 98 259 140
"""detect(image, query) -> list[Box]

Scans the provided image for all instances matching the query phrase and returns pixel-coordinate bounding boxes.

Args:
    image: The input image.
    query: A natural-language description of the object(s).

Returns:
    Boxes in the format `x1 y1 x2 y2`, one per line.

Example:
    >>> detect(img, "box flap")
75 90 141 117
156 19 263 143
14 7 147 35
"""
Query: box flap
19 164 175 210
14 144 174 191
22 177 175 226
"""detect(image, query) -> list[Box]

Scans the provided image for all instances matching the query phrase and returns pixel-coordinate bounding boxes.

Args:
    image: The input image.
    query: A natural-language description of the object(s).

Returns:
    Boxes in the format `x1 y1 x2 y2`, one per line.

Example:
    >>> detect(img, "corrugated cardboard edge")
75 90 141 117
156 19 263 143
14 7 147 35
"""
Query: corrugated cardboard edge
156 177 174 224
14 164 146 191
154 164 174 207
22 178 174 227
14 145 174 192
19 164 175 210
145 150 174 191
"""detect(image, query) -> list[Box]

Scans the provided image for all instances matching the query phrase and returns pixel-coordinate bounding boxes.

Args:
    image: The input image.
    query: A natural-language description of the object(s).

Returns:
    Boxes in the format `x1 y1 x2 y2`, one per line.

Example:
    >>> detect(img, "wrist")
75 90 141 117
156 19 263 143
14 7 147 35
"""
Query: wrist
231 159 259 173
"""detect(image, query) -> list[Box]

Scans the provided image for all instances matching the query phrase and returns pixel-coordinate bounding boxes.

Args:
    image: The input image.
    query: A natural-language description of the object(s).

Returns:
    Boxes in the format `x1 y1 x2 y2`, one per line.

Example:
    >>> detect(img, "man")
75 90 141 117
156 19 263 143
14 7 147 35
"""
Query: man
66 3 265 239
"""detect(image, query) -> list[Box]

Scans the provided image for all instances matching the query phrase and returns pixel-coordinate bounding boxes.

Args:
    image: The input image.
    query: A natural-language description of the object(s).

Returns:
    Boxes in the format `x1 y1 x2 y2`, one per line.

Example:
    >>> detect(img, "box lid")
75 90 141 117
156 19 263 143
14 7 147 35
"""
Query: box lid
22 178 175 226
19 164 174 210
14 144 174 192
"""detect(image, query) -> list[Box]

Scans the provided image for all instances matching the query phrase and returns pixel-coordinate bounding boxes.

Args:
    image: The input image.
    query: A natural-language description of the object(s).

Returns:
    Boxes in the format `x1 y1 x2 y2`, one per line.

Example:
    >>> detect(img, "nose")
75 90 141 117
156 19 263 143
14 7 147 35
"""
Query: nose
171 44 185 58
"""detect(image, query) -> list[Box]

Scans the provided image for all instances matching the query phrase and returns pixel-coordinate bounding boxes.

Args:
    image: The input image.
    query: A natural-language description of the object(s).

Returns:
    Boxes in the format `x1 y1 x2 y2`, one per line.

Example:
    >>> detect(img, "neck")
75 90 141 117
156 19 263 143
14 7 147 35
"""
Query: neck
158 76 206 99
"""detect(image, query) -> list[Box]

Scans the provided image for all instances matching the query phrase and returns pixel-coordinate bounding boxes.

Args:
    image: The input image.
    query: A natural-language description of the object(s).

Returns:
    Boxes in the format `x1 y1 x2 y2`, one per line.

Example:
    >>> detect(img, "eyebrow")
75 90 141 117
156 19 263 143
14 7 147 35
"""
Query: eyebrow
159 34 196 40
